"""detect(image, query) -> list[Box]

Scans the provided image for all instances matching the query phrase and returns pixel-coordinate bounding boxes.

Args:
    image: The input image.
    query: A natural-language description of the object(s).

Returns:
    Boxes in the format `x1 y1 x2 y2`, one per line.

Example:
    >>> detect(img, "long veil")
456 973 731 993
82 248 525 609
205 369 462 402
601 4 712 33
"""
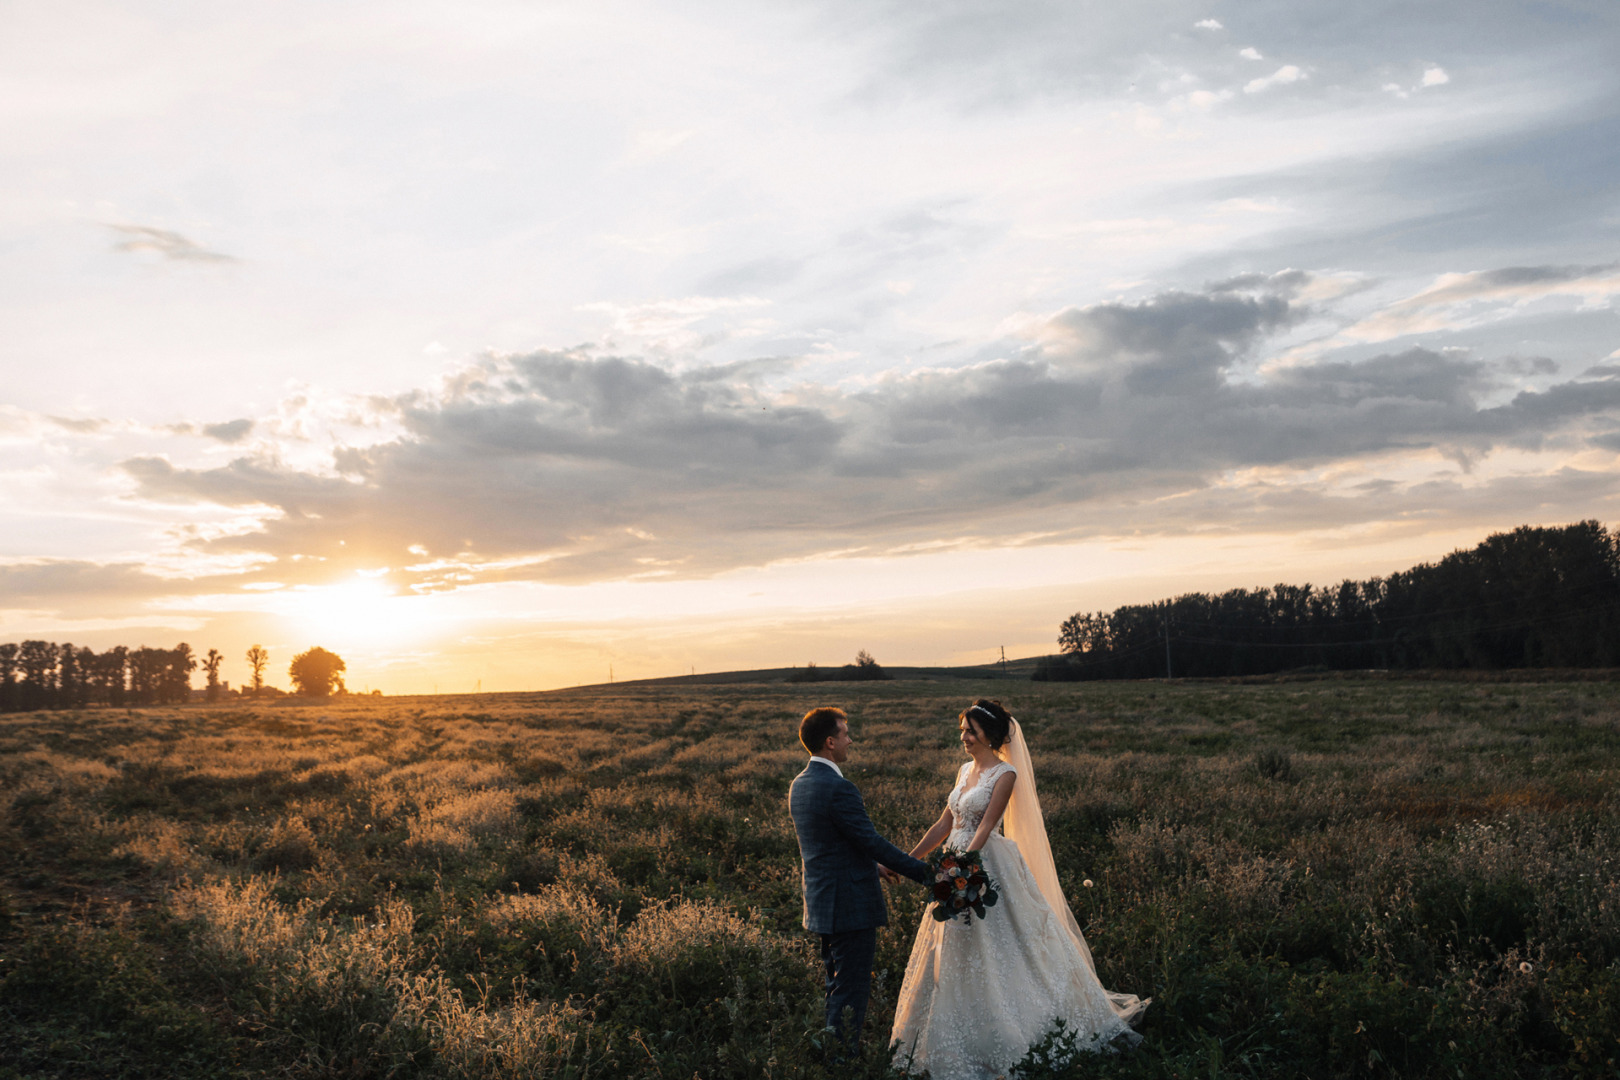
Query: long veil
997 718 1149 1026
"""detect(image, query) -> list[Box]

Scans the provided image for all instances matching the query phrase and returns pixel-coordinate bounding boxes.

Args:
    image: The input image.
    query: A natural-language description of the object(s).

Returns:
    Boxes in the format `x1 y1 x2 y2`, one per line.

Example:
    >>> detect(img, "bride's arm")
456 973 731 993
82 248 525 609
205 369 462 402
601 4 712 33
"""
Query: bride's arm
966 772 1017 852
909 807 954 860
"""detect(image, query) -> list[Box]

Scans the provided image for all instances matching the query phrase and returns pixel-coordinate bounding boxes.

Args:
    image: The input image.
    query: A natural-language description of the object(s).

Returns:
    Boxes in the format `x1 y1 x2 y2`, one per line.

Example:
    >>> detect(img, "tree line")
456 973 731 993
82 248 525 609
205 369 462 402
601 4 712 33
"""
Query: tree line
0 641 346 712
1036 521 1620 681
0 642 198 710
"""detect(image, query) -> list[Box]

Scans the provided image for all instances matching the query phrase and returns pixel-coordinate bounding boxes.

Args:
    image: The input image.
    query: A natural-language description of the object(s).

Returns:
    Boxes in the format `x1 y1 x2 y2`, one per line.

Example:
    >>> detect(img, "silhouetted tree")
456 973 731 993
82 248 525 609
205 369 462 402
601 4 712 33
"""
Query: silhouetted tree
122 643 195 705
246 645 268 697
203 648 224 702
0 643 17 712
97 646 128 706
788 652 893 683
57 643 86 708
846 649 893 681
17 640 57 711
1043 521 1620 681
165 643 196 704
0 639 204 710
289 646 346 697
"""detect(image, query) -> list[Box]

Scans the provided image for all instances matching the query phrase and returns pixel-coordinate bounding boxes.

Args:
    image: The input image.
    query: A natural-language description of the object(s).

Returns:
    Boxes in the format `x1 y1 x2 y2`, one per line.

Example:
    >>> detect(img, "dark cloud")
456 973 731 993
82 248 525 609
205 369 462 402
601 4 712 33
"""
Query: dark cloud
0 560 197 608
1178 107 1620 282
1501 356 1560 376
1590 432 1620 452
114 270 1620 589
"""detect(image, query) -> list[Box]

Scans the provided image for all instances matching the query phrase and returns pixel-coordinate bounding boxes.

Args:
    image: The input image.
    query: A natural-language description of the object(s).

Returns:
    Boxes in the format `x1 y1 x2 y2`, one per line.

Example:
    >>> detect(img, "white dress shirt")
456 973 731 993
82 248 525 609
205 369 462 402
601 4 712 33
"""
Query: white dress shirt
809 754 844 778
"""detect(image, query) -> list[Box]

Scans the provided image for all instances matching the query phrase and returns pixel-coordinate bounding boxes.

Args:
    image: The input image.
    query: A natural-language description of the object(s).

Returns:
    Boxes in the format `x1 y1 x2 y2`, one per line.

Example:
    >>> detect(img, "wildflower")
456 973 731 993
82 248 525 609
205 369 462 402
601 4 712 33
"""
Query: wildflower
1082 879 1094 888
1520 961 1534 974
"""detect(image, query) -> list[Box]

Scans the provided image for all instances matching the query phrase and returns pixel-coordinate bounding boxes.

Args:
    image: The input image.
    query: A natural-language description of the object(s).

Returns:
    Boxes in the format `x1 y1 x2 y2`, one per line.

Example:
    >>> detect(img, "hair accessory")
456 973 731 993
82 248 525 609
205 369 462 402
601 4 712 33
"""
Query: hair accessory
967 705 997 723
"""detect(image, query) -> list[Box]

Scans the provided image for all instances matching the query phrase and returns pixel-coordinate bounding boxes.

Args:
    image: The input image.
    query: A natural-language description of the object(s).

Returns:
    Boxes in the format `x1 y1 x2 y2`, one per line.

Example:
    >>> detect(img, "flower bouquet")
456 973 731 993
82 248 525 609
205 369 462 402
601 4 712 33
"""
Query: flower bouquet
929 848 999 922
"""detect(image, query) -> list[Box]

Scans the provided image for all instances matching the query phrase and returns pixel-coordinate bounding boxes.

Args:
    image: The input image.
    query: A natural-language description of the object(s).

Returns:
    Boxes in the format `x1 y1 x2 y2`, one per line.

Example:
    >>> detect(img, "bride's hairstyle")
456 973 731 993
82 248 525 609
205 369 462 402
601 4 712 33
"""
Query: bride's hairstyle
960 698 1012 751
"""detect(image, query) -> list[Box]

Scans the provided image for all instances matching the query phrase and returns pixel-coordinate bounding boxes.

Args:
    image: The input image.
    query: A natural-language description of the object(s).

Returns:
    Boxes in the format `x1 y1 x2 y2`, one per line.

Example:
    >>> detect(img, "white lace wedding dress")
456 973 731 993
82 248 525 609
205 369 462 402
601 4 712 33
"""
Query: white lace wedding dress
890 728 1147 1080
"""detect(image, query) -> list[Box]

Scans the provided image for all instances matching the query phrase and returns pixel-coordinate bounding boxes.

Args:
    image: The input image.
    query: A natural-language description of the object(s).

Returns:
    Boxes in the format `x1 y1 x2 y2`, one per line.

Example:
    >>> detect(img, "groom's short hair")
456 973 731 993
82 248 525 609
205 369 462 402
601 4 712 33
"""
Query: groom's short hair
800 707 846 755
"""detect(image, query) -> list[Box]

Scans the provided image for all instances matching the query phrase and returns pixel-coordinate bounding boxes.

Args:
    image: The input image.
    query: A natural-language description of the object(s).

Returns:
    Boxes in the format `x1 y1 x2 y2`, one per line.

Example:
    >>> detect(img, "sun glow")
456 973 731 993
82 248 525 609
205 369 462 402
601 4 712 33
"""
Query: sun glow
276 577 441 650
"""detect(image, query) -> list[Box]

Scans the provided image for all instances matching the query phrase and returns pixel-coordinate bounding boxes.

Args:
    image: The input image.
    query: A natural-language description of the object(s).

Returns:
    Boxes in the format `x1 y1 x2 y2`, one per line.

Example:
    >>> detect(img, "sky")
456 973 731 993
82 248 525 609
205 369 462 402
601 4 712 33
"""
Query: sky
3 0 1619 693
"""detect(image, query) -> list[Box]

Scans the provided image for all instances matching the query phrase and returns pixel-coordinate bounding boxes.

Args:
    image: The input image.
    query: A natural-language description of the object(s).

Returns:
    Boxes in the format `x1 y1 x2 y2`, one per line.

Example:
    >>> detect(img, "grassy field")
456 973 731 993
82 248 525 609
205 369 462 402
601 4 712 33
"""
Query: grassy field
2 676 1618 1079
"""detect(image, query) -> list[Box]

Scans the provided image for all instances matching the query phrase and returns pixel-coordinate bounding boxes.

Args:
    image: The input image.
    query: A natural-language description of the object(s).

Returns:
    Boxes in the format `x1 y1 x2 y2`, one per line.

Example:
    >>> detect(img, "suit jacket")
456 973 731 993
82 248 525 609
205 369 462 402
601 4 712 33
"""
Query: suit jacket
789 760 930 934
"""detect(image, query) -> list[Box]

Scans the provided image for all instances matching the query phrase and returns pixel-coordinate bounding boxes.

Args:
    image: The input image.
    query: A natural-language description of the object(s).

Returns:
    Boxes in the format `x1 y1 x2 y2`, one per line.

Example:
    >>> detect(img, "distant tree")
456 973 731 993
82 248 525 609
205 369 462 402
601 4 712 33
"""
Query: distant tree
786 661 822 684
0 643 17 712
128 646 159 704
246 645 268 697
73 646 95 707
846 649 892 681
289 647 346 698
98 646 128 707
1058 612 1111 656
57 643 85 708
202 648 224 702
166 643 197 704
1048 520 1620 680
17 640 57 711
789 653 893 683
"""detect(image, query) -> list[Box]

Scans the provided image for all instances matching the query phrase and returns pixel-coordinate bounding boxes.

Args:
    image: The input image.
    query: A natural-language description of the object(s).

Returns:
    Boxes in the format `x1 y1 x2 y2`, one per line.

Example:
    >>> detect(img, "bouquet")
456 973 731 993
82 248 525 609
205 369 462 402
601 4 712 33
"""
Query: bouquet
929 848 999 923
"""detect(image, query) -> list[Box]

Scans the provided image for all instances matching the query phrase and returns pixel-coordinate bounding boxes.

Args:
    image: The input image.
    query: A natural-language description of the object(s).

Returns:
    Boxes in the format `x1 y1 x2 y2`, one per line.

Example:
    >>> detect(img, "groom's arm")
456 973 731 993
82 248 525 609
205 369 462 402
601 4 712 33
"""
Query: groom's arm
828 782 930 883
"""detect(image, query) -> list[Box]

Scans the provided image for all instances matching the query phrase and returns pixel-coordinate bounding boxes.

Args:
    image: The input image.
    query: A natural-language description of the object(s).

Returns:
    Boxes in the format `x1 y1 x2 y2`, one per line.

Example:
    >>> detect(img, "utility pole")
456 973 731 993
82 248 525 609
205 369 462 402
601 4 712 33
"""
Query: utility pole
999 646 1007 677
609 664 614 684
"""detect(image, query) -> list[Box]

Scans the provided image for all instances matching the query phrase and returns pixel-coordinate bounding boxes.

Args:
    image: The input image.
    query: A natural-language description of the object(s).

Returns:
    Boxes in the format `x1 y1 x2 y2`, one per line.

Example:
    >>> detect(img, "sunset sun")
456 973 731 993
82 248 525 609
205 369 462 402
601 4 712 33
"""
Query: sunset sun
276 577 437 650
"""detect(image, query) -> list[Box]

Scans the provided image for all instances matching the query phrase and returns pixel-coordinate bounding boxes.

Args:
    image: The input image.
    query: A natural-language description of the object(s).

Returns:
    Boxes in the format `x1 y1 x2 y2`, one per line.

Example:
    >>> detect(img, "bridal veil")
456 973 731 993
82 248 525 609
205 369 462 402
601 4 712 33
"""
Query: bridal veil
996 718 1149 1027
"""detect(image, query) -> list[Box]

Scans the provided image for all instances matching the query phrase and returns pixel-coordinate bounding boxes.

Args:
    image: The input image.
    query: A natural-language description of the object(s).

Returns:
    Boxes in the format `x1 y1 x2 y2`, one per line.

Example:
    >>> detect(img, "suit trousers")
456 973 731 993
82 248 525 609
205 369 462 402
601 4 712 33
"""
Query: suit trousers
820 927 878 1048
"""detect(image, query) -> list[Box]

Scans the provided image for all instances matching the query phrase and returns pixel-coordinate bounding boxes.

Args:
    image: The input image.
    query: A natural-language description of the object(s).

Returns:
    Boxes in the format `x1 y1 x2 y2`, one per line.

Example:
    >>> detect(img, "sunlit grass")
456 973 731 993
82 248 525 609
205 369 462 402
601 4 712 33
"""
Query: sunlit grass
1 677 1618 1077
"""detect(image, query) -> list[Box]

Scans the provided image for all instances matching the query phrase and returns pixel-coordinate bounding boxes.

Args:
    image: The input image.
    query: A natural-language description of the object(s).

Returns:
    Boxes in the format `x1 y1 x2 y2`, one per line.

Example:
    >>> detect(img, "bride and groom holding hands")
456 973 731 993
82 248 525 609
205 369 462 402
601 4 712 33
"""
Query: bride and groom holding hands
789 701 1148 1080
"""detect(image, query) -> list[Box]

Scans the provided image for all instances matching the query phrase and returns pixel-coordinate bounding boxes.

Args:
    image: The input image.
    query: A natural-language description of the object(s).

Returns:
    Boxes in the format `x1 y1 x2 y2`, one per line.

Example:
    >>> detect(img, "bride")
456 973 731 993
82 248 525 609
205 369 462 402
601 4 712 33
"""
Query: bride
889 699 1148 1079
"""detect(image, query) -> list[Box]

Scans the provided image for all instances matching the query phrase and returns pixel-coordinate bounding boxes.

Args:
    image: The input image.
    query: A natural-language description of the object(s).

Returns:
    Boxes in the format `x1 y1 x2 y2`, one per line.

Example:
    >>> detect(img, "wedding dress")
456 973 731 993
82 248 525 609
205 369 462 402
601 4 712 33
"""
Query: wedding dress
890 721 1147 1080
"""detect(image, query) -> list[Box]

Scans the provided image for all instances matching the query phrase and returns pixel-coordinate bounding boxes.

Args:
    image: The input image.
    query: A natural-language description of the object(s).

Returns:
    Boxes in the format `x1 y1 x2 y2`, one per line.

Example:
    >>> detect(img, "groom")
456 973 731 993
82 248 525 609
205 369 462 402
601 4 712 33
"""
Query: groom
789 706 930 1051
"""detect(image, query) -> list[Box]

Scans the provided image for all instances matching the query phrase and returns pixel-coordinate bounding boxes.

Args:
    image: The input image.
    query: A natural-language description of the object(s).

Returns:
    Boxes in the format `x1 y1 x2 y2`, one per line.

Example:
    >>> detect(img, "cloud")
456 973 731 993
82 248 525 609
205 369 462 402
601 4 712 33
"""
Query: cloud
1244 65 1305 94
825 0 1605 111
1420 66 1449 87
49 416 109 434
203 419 255 443
106 224 235 262
0 560 210 614
1342 264 1620 342
111 272 1620 591
1240 47 1263 60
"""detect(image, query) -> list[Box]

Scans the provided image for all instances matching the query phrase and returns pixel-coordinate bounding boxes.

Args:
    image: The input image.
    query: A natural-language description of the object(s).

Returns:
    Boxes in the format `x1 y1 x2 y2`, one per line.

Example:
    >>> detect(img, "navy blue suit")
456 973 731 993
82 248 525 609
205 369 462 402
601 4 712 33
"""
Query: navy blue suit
789 759 929 1047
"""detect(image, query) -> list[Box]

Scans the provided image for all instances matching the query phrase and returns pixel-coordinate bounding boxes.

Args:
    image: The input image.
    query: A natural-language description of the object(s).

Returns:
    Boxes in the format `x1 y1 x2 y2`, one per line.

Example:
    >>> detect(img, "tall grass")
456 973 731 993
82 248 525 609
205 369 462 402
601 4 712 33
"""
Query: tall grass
1 677 1617 1077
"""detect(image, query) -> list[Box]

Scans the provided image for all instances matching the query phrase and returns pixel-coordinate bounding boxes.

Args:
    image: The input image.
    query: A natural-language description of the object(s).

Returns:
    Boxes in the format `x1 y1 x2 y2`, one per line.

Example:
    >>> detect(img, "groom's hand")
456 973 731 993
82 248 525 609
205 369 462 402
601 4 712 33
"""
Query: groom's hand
878 865 899 881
